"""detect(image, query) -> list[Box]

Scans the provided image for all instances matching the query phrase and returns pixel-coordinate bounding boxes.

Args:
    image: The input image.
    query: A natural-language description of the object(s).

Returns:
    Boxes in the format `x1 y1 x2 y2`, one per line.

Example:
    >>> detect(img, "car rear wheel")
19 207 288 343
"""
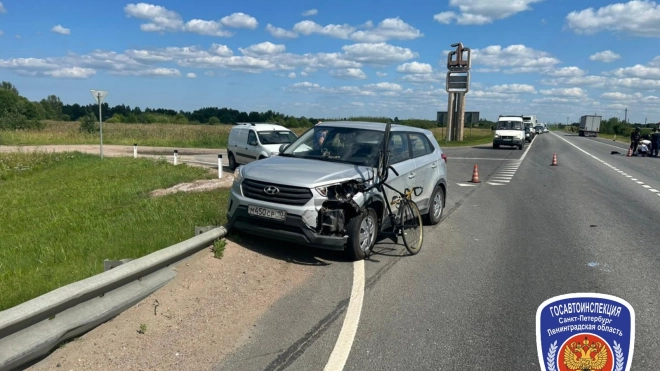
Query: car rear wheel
345 208 378 261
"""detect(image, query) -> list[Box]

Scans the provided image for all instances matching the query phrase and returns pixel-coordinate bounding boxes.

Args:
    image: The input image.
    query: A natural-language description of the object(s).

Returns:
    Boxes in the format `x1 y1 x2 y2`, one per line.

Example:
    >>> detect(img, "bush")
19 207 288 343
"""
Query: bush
0 111 44 130
79 112 98 133
208 116 220 125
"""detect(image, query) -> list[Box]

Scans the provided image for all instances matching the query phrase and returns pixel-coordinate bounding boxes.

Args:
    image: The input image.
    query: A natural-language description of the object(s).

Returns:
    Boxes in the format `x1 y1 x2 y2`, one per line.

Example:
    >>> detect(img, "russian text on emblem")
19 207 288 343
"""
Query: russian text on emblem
536 293 635 371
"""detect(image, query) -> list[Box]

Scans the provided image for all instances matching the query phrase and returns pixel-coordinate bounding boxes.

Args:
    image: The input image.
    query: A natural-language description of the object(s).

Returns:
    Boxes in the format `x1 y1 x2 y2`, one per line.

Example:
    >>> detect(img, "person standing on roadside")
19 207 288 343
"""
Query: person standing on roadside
651 128 660 157
630 127 641 155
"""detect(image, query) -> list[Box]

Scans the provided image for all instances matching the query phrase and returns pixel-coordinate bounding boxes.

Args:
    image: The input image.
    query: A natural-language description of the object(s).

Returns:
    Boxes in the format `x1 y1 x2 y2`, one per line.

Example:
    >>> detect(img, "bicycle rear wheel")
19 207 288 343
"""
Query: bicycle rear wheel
399 199 423 255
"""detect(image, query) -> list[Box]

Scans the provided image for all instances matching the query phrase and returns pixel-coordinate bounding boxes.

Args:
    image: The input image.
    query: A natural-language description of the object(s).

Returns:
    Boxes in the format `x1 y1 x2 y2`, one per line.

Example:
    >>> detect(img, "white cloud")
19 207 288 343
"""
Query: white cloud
376 71 388 77
330 68 367 79
342 43 418 65
539 87 588 97
302 9 318 16
396 61 433 74
349 17 423 42
590 50 621 63
184 20 232 37
239 42 286 56
112 68 181 77
265 24 298 38
0 31 3 37
220 13 258 29
51 25 71 35
204 71 215 76
293 20 355 39
471 44 560 72
365 82 403 91
124 3 184 32
434 0 545 25
543 66 587 77
0 2 5 13
399 73 443 84
124 3 256 37
288 72 296 78
610 64 660 79
271 17 422 42
186 72 196 78
490 84 537 94
566 1 660 37
44 67 95 79
600 92 641 100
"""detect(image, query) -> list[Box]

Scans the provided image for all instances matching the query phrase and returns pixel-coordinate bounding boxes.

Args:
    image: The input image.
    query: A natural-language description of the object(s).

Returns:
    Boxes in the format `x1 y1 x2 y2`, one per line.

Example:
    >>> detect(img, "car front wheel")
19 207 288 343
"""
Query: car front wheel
424 186 445 225
345 208 378 260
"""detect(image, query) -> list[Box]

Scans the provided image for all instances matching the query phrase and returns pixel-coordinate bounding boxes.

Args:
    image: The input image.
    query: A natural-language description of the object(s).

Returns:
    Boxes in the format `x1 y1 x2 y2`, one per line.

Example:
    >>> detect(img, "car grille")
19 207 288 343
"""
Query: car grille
242 179 313 206
502 136 514 139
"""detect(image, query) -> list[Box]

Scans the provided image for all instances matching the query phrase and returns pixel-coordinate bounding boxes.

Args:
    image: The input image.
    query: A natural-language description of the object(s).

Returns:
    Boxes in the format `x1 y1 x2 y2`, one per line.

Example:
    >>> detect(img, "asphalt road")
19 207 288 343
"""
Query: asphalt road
213 132 660 370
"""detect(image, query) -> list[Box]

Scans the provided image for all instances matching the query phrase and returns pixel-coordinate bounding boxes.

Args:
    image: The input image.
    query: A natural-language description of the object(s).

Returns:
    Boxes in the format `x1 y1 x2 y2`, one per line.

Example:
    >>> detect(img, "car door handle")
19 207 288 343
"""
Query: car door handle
431 163 437 169
409 173 415 179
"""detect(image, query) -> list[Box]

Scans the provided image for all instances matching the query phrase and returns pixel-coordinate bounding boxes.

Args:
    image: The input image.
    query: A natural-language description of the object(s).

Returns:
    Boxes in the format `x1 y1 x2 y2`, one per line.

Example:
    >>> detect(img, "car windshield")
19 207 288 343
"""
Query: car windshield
497 121 523 130
257 131 298 145
281 126 385 166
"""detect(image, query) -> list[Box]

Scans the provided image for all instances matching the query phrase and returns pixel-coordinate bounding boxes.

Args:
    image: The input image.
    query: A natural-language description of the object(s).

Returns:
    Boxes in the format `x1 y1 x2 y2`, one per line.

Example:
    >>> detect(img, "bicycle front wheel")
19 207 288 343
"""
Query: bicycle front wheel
399 199 424 255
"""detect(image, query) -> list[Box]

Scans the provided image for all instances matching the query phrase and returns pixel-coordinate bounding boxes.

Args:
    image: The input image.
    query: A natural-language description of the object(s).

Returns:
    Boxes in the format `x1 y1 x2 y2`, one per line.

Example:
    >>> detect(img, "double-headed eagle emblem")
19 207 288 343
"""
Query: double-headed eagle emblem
563 337 608 371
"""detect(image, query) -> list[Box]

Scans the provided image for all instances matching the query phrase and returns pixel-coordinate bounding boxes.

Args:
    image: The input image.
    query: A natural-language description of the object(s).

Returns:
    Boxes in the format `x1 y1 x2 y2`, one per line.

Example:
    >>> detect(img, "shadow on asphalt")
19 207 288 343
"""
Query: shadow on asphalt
224 231 348 266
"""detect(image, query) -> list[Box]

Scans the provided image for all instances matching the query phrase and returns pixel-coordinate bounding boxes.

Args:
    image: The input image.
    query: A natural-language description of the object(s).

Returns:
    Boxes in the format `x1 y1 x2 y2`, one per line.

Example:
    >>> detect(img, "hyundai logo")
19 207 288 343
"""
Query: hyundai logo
264 186 280 195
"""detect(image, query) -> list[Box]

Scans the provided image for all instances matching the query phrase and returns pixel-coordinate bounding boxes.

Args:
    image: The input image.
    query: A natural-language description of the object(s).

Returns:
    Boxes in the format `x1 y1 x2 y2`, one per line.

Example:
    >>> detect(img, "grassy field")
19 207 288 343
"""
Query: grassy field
0 151 230 311
559 128 630 143
0 121 492 149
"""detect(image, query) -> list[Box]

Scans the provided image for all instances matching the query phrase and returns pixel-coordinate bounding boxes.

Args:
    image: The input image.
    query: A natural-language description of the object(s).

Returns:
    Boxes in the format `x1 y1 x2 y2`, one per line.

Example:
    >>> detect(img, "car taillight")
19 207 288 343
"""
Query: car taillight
441 153 447 163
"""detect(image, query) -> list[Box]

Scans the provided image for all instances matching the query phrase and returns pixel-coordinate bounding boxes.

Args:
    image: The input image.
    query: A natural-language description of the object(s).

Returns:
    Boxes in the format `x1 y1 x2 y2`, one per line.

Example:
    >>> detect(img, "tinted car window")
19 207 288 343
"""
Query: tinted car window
409 133 432 158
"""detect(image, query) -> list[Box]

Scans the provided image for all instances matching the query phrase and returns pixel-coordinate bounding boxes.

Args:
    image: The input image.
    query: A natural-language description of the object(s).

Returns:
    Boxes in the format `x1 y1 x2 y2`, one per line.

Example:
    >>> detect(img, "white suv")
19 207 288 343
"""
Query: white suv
227 123 298 170
226 121 448 260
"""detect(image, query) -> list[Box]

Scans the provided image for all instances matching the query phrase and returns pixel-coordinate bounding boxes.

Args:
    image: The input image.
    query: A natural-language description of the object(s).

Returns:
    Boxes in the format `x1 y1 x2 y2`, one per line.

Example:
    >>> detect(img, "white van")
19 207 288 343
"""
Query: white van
227 123 298 170
492 115 525 150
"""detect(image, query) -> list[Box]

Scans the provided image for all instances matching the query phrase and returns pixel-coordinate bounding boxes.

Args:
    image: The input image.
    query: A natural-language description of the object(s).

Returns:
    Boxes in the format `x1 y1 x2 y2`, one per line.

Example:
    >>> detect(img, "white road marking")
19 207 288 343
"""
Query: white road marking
457 183 477 187
487 182 505 185
552 132 660 197
490 179 511 183
324 260 365 371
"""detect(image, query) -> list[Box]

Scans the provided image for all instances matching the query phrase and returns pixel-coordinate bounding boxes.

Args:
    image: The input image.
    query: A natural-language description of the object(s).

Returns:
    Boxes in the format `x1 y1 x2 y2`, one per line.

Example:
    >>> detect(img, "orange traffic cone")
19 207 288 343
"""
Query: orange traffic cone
626 147 632 157
470 164 481 183
551 153 558 166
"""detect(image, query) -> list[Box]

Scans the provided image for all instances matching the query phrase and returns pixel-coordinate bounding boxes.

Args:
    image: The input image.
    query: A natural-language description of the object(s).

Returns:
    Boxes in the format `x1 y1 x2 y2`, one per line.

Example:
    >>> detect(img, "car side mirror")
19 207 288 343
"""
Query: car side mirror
249 140 257 146
279 143 290 152
491 126 494 131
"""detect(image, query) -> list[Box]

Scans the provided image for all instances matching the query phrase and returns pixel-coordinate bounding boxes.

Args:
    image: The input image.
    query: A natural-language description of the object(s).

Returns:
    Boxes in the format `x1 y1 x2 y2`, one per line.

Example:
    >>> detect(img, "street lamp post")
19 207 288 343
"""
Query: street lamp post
90 90 108 159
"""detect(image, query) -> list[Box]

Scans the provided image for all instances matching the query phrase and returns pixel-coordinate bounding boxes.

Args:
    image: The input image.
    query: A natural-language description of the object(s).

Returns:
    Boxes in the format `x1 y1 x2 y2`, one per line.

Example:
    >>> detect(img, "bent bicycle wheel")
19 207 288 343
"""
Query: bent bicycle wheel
399 200 424 255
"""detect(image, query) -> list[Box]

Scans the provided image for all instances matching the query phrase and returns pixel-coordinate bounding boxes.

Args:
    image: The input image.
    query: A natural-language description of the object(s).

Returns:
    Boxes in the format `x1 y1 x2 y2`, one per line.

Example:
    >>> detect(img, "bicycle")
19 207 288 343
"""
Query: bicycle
364 122 424 255
378 173 425 255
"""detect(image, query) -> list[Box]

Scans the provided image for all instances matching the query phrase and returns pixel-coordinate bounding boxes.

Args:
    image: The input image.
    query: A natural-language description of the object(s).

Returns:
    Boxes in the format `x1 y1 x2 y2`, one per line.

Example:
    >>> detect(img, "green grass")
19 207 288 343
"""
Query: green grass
0 151 230 311
0 121 489 149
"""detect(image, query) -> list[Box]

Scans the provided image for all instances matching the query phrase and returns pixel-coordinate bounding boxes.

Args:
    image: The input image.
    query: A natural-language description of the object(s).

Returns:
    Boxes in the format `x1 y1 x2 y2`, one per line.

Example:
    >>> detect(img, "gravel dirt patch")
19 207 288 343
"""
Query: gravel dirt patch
26 239 314 371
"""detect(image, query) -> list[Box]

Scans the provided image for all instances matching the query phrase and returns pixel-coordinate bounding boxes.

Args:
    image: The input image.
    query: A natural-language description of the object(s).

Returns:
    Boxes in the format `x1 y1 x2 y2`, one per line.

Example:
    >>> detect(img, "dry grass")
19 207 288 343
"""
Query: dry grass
0 121 488 149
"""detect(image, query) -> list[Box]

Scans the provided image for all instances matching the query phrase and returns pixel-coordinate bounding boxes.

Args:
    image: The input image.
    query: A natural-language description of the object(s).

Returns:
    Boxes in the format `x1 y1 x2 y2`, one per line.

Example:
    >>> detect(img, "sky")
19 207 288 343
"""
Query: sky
1 0 660 124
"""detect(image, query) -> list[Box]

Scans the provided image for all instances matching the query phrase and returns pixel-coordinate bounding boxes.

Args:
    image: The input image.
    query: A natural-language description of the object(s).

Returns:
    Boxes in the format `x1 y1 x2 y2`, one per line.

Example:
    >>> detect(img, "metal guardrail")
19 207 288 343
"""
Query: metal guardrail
0 226 227 371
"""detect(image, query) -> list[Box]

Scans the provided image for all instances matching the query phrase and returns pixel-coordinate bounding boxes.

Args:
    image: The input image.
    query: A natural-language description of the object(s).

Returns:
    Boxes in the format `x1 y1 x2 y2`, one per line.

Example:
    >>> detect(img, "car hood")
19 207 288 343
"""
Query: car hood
241 156 375 188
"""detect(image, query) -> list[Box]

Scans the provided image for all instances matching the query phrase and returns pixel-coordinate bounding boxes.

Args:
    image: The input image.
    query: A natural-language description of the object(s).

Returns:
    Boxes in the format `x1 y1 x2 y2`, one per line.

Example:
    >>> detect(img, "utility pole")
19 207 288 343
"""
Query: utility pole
624 107 628 124
90 90 108 159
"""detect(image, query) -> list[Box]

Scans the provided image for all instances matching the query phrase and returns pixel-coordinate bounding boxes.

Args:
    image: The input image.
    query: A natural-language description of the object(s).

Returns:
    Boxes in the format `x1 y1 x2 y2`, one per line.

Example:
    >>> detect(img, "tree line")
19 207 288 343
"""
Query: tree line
1 80 655 135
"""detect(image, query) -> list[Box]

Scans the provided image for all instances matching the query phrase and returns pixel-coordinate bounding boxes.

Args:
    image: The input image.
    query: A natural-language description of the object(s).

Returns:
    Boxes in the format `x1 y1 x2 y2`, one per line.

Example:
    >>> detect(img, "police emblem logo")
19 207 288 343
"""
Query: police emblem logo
536 293 635 371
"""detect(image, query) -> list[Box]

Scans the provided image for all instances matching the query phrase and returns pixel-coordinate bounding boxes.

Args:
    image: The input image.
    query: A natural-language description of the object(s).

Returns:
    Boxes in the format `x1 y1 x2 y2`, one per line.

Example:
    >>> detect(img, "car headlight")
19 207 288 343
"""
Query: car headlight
315 185 329 197
233 166 244 184
494 134 500 138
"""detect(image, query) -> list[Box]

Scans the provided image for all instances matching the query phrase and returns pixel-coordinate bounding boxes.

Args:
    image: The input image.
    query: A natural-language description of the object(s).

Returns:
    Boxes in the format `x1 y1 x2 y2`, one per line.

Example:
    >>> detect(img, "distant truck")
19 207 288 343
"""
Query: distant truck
578 115 601 137
522 115 537 140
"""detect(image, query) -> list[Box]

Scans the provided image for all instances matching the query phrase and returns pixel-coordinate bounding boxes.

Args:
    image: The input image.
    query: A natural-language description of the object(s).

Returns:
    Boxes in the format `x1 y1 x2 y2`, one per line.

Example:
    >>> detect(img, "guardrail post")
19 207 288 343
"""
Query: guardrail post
218 154 223 178
133 144 137 158
173 150 178 165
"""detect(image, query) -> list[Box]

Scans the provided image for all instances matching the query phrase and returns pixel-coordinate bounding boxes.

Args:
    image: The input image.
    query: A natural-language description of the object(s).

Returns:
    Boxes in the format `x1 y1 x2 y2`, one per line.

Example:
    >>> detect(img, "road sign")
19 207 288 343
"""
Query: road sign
437 111 480 126
90 90 108 104
446 71 469 93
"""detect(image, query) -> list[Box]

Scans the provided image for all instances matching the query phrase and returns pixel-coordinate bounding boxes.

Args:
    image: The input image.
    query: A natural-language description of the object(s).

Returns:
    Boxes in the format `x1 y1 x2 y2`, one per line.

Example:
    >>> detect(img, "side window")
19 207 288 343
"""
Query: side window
389 133 411 164
247 130 257 145
409 133 433 158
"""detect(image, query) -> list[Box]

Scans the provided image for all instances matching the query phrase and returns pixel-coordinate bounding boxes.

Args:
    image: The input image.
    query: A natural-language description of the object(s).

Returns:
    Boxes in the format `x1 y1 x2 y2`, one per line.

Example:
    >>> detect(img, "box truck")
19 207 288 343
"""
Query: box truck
579 115 601 137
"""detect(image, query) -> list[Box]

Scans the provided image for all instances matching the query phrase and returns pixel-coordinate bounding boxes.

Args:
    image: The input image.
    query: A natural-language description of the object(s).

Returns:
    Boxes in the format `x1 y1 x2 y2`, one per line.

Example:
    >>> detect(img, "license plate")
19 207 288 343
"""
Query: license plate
248 205 286 221
504 138 511 141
